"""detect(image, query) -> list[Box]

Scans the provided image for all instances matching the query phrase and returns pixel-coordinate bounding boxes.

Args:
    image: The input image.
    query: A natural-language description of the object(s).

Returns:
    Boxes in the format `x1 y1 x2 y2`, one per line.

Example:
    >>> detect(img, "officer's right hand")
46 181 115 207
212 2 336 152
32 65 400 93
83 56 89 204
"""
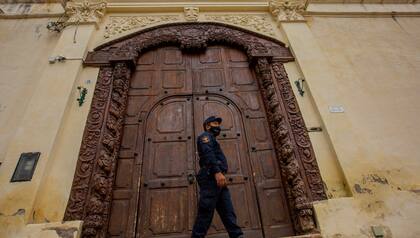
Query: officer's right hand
214 172 227 187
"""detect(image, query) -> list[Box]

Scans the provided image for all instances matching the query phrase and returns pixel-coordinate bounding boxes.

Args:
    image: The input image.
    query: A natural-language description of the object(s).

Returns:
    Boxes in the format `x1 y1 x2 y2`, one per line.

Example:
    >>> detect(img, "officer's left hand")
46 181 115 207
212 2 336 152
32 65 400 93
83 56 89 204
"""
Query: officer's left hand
215 172 227 187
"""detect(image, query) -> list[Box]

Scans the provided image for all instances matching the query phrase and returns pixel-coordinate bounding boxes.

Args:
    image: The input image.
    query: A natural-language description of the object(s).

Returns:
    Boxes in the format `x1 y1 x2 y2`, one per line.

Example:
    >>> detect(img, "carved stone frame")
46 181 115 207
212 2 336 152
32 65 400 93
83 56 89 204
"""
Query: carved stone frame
64 22 326 237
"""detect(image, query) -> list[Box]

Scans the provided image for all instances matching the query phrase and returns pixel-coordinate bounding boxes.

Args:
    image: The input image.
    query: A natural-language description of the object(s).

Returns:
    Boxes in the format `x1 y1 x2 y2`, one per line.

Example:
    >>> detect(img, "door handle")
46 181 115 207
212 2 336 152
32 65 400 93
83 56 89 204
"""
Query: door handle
187 173 195 184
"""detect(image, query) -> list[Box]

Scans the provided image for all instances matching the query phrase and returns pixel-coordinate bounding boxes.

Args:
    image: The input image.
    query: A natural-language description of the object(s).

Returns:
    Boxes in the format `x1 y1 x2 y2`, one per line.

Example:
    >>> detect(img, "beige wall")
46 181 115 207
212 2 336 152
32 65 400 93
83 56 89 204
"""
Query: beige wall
308 15 420 189
0 13 95 237
304 16 420 237
32 66 99 223
0 18 60 163
284 62 351 199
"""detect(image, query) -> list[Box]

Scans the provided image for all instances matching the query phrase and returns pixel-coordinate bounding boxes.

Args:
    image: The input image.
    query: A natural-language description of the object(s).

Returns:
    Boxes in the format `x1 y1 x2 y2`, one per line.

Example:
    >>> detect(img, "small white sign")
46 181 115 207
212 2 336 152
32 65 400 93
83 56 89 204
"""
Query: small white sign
329 105 345 113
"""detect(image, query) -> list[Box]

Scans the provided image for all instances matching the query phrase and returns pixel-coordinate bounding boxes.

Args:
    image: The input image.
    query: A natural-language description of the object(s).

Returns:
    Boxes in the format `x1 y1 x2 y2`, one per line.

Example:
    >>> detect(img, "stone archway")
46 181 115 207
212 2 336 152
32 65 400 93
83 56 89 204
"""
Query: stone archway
64 22 326 237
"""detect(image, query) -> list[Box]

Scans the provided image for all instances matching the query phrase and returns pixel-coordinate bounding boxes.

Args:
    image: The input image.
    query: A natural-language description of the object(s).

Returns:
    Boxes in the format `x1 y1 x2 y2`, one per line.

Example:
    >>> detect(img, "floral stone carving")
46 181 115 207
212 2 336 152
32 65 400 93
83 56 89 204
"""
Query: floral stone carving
65 0 107 27
205 14 275 36
104 15 180 38
269 0 307 22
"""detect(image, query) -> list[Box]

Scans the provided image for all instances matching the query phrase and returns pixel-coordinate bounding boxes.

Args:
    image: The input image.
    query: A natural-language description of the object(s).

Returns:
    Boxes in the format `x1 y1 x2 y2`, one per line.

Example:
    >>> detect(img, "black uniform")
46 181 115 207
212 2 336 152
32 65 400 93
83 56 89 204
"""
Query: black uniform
191 129 243 238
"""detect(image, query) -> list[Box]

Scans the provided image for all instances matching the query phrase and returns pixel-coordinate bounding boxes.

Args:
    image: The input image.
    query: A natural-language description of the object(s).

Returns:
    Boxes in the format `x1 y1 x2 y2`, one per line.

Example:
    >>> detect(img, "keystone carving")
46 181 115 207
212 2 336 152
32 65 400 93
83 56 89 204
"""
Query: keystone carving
184 7 199 22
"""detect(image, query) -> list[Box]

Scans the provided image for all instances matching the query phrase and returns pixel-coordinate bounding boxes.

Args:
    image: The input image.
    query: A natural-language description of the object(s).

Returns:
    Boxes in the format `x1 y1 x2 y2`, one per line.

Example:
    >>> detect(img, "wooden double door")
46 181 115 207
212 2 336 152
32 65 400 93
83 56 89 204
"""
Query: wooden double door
107 45 294 237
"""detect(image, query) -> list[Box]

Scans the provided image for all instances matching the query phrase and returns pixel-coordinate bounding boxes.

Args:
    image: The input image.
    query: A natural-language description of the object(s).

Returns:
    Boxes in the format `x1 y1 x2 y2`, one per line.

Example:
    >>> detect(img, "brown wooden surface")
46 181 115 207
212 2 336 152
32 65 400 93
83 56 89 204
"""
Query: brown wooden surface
106 46 294 237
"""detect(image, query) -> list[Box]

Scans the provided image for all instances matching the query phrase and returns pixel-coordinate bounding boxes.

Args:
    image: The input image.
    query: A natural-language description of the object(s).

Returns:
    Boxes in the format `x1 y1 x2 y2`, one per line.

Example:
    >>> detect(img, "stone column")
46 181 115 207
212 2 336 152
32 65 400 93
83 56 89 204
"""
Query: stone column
269 0 356 193
0 1 106 236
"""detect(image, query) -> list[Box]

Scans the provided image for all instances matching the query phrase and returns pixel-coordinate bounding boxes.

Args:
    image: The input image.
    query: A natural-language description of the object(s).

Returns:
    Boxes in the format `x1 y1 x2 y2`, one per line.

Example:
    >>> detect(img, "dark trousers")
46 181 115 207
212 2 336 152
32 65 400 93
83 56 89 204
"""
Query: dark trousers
191 169 243 238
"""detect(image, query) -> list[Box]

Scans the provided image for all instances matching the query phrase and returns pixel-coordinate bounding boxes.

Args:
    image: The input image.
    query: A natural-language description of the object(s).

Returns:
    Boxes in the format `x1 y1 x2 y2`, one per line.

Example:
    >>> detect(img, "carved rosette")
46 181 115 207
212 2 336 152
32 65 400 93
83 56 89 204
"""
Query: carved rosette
254 58 317 233
269 0 307 22
65 0 107 27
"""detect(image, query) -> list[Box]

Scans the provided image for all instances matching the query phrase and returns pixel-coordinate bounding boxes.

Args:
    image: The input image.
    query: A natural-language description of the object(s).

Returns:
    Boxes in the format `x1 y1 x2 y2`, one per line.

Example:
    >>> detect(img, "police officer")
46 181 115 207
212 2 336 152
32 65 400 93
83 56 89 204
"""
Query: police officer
191 116 244 238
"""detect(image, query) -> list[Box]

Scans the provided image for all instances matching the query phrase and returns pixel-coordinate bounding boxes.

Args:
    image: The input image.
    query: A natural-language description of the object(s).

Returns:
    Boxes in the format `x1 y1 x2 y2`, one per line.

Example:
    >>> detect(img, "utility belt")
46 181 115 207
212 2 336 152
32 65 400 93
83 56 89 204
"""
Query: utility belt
200 166 226 175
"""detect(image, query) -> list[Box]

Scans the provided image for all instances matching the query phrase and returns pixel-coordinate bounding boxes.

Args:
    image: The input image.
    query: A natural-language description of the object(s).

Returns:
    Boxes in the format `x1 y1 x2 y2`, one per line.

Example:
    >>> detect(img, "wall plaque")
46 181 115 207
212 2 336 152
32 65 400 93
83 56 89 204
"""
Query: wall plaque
10 152 40 182
329 105 345 113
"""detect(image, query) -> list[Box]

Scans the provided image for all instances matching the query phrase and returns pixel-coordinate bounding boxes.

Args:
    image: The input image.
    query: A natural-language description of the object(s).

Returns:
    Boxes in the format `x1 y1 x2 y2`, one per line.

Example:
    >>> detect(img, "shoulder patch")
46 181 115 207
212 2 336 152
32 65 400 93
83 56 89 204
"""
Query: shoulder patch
201 136 210 143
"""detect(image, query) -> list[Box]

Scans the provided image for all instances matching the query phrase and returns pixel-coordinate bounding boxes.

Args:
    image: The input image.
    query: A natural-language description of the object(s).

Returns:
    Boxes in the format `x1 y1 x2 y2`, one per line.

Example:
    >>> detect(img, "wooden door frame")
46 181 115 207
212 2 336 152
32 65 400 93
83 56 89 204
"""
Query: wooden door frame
64 22 327 238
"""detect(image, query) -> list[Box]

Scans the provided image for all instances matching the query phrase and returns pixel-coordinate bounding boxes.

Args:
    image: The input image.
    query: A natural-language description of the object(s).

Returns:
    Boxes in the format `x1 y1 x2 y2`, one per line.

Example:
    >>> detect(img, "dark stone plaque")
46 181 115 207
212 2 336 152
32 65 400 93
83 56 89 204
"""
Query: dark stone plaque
10 152 40 182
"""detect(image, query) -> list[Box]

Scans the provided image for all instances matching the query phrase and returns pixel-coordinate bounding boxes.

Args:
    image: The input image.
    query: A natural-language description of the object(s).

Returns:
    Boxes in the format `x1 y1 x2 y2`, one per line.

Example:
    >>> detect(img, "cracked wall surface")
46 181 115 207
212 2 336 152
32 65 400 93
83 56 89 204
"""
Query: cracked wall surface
309 16 420 238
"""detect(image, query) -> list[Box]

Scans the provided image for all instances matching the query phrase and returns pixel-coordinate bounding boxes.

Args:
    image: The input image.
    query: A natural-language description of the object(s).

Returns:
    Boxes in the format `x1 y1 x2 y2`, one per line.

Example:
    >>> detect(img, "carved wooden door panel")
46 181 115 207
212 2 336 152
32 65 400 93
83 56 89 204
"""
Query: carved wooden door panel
107 46 195 238
244 107 295 237
193 95 263 238
136 96 196 237
192 46 294 237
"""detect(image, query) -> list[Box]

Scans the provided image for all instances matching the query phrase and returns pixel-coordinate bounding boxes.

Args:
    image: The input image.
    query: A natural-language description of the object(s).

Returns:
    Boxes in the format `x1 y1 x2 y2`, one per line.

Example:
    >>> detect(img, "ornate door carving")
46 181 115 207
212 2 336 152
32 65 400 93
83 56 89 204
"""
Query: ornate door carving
64 23 326 238
107 45 296 237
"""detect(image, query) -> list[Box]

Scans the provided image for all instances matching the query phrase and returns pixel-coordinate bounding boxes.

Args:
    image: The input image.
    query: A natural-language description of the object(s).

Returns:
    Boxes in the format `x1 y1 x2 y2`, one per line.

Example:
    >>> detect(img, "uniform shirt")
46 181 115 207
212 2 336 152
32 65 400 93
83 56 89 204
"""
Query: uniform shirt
196 131 228 175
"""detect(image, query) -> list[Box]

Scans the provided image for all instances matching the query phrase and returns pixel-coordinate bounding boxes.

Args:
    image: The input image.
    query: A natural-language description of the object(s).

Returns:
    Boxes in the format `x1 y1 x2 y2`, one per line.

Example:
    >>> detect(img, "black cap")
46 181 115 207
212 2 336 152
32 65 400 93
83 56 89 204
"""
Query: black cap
203 116 222 125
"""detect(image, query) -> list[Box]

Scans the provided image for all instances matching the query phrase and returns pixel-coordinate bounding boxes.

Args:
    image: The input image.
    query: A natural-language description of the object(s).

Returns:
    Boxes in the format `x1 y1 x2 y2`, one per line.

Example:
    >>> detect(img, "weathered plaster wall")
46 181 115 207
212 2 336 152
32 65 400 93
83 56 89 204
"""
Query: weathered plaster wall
304 16 420 237
284 62 350 199
0 18 60 163
308 16 420 184
31 67 99 223
0 17 96 237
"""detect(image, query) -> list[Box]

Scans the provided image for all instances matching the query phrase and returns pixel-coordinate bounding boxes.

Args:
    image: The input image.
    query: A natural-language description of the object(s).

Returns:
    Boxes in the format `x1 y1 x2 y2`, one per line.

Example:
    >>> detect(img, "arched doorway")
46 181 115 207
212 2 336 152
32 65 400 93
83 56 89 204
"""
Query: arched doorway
108 46 294 237
64 23 326 238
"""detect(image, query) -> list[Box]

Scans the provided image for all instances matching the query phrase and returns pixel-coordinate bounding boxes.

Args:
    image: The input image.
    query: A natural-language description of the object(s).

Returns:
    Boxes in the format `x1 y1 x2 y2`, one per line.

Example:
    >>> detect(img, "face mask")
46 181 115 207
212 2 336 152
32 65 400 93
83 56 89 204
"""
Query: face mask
209 126 221 136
